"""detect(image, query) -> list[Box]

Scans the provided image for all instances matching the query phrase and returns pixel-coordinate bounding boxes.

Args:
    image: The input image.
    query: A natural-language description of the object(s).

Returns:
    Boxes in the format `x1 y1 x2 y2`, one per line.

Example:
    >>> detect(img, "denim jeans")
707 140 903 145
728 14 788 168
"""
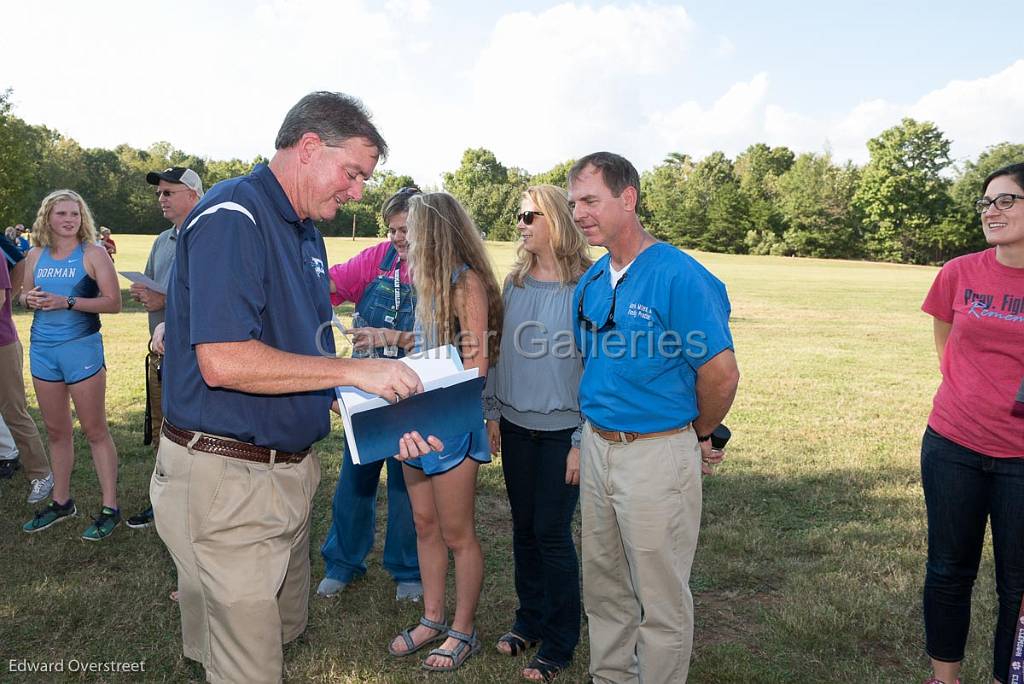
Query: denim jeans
500 417 581 667
320 445 419 584
921 425 1024 683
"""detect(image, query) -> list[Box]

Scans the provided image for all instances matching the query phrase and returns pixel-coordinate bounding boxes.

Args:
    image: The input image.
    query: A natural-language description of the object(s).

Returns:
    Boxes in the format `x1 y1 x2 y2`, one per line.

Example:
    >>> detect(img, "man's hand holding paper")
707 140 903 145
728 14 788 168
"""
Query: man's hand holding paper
354 358 424 404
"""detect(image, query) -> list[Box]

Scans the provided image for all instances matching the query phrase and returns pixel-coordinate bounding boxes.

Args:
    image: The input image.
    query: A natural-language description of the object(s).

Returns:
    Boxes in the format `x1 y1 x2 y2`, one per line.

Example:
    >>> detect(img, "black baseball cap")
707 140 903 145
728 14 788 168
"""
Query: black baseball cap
146 167 204 196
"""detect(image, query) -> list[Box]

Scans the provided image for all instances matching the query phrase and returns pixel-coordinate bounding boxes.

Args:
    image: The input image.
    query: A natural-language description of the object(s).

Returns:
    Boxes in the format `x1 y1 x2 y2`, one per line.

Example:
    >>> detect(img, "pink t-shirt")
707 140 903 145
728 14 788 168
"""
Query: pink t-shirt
922 248 1024 457
0 259 17 347
328 241 410 307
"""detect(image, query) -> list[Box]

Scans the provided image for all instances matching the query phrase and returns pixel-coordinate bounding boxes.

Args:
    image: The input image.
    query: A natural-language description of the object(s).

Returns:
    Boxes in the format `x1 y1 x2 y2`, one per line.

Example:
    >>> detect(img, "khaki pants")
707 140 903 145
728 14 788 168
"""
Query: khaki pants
580 422 703 684
0 340 50 480
150 432 321 684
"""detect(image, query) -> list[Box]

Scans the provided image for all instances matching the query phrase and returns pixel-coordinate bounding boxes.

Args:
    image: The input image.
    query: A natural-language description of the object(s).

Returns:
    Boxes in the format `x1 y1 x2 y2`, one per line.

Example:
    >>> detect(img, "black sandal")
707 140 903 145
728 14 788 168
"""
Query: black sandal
523 655 563 682
496 630 539 656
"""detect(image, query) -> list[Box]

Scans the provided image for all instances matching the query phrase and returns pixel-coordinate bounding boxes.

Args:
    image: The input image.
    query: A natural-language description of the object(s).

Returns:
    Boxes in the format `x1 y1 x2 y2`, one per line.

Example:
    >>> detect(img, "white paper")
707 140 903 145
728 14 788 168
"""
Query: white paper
119 271 166 295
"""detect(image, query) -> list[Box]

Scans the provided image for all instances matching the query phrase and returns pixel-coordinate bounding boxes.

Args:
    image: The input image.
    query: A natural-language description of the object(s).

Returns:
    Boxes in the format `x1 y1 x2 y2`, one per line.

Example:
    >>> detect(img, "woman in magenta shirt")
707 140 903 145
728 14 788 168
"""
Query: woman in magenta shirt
316 187 423 601
920 163 1024 684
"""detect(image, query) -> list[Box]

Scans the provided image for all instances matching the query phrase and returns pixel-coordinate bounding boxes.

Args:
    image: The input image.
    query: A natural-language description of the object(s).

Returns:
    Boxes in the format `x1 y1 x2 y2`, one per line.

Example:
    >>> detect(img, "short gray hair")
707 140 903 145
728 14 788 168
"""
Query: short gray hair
274 91 388 160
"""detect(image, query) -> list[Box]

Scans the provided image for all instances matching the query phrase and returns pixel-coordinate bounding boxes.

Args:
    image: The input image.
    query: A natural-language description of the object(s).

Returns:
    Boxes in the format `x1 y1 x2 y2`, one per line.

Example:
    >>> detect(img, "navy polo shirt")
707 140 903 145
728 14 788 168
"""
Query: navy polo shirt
162 164 336 452
573 243 733 433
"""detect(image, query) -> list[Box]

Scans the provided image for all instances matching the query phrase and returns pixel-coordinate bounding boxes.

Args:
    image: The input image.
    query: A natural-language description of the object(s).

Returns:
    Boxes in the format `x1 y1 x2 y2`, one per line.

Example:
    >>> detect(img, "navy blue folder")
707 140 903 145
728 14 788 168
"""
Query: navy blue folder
348 376 486 464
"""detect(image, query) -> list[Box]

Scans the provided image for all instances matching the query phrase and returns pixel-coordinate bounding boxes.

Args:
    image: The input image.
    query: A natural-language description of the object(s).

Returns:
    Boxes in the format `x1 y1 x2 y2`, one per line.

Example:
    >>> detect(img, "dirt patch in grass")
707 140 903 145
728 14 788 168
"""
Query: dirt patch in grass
695 589 780 650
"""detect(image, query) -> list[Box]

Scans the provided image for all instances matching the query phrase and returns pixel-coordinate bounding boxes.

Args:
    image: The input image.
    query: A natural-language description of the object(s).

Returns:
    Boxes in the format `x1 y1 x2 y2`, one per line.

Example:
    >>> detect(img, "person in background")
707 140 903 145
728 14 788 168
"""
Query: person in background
570 152 738 684
20 189 123 540
484 184 592 682
125 167 203 530
16 225 30 254
4 226 17 242
98 227 116 261
388 192 503 673
920 162 1024 684
0 238 54 504
317 186 422 601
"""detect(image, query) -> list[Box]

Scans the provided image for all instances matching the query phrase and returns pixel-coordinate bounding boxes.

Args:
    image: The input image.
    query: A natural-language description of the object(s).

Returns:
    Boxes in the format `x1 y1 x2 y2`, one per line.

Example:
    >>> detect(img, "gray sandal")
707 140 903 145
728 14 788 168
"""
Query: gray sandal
388 615 448 657
422 627 481 672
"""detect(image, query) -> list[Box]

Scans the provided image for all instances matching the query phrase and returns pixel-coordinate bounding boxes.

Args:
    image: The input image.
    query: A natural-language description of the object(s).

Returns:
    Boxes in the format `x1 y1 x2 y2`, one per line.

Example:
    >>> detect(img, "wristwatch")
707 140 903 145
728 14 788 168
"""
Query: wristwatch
697 432 712 443
66 296 77 310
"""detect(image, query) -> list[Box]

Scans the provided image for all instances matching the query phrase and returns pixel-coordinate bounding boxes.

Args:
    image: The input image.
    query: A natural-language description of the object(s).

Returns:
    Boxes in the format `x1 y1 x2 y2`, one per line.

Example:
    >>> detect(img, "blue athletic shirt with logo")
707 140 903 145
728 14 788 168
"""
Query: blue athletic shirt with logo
572 242 733 433
162 163 336 453
30 243 100 346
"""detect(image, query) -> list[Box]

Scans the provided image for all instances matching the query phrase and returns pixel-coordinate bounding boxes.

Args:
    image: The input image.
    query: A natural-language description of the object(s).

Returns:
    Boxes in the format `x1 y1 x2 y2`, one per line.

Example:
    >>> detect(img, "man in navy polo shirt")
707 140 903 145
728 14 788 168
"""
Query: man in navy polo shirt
570 152 740 684
154 91 439 684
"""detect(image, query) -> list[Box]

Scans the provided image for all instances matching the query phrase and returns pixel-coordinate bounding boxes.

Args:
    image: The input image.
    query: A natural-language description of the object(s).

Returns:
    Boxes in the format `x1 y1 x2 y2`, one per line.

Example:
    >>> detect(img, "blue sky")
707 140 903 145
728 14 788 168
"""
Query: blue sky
3 1 1021 185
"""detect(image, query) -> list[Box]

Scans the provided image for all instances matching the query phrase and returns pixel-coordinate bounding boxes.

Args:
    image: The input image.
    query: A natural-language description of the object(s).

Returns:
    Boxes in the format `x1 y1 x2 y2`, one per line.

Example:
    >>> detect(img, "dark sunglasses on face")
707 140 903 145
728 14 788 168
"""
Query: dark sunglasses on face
577 269 628 332
517 211 544 226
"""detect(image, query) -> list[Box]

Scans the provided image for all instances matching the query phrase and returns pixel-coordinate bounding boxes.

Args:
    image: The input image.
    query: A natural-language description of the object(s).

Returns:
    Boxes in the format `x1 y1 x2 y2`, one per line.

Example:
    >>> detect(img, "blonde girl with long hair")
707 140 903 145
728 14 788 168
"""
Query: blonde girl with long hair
483 184 592 681
389 192 503 673
20 189 122 541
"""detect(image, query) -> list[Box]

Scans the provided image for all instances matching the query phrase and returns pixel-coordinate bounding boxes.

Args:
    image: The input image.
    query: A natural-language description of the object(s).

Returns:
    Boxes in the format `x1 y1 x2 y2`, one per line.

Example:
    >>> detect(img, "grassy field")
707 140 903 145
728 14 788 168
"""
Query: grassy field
0 235 998 682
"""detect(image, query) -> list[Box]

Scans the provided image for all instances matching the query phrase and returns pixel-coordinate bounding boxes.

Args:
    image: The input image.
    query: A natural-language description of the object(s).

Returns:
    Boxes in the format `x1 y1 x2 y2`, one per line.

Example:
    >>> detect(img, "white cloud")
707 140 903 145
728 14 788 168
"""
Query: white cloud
462 2 694 175
715 35 735 58
385 0 432 22
648 73 770 160
646 59 1024 168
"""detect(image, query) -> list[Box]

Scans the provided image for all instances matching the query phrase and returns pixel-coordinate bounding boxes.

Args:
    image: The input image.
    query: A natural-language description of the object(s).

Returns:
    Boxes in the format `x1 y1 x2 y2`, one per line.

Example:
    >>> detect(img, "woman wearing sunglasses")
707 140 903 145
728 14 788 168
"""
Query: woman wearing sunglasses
388 192 503 673
317 186 424 601
920 163 1024 684
483 184 592 682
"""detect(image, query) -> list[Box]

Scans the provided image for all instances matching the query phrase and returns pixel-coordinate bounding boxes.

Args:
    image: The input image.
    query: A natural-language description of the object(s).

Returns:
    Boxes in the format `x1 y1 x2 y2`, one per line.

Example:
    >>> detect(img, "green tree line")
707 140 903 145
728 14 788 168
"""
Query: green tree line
2 89 1020 264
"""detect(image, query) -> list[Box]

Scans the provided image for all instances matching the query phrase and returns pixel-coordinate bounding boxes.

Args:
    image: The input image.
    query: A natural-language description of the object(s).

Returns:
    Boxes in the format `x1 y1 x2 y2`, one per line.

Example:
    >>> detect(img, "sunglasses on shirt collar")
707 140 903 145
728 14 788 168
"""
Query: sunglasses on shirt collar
577 269 628 332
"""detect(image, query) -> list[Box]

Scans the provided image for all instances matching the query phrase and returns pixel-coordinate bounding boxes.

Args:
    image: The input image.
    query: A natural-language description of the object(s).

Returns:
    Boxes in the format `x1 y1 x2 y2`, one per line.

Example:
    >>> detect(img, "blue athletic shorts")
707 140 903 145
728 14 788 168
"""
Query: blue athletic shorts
30 332 105 384
403 427 491 476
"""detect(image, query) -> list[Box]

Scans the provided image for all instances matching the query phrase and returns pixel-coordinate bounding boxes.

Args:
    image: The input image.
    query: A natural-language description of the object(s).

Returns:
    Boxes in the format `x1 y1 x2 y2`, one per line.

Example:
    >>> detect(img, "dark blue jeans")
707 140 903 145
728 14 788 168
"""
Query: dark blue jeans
500 417 581 667
921 425 1024 683
320 445 420 584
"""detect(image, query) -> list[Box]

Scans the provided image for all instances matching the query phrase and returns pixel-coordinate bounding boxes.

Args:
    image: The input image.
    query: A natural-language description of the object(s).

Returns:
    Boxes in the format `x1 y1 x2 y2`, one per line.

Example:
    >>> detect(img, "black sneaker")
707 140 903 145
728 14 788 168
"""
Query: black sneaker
126 506 154 529
23 498 78 533
0 458 21 479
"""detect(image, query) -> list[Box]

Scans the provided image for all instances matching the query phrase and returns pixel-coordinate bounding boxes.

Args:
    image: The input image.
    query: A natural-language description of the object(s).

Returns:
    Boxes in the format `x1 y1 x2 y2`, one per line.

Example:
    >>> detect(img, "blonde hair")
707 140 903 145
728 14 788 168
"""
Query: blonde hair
407 192 503 364
31 189 97 248
508 184 593 288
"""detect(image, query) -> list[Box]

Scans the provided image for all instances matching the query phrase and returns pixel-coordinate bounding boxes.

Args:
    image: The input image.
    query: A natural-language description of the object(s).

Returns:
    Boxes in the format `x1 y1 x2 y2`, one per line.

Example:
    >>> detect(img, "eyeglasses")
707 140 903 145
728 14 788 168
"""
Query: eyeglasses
577 270 627 332
155 189 189 199
517 211 544 226
975 193 1024 214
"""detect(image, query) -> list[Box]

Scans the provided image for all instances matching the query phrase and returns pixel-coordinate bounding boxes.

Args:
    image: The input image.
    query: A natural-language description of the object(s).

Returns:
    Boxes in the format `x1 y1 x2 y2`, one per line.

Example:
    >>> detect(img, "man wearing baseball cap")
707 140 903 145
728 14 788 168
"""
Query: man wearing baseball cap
125 167 203 530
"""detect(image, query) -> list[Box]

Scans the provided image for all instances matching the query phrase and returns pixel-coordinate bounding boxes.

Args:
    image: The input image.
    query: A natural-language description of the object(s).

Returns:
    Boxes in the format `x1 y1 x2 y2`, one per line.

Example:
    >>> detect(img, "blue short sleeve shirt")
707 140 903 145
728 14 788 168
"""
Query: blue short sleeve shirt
162 164 336 452
573 242 733 433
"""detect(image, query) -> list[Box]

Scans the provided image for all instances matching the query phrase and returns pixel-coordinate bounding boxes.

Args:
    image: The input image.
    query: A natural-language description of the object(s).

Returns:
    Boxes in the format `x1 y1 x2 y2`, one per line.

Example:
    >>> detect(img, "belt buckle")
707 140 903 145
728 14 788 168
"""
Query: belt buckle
623 432 638 443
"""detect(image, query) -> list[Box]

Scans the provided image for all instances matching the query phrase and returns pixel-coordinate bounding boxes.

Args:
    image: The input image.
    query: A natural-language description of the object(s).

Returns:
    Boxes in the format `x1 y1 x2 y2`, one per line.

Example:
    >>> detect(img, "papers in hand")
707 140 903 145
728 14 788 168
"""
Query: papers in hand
119 271 166 295
336 344 485 464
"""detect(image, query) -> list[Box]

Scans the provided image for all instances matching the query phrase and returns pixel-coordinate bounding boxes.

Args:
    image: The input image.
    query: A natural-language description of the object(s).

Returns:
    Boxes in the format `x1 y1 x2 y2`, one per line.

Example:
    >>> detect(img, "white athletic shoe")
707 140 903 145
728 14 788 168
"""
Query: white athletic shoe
27 473 54 504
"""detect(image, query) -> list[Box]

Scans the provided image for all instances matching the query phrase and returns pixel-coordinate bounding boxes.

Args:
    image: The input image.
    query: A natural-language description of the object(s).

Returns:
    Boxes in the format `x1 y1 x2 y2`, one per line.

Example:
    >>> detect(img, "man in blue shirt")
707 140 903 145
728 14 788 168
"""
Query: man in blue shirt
570 152 740 684
154 91 439 684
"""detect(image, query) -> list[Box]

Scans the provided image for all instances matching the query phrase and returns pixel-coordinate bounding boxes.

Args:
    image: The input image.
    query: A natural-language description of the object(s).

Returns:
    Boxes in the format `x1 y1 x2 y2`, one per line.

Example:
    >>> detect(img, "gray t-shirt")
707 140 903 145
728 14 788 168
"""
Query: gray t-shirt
143 227 177 335
483 275 584 446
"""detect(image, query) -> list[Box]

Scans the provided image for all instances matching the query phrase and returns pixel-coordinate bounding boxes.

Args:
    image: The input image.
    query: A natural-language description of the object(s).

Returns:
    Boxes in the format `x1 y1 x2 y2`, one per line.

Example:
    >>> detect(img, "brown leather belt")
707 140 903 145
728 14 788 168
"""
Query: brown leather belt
592 425 690 444
162 421 309 464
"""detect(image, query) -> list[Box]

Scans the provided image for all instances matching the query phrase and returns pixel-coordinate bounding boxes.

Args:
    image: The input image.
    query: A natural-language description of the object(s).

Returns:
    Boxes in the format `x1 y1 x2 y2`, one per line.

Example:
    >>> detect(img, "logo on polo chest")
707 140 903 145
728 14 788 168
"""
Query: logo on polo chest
309 257 325 278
